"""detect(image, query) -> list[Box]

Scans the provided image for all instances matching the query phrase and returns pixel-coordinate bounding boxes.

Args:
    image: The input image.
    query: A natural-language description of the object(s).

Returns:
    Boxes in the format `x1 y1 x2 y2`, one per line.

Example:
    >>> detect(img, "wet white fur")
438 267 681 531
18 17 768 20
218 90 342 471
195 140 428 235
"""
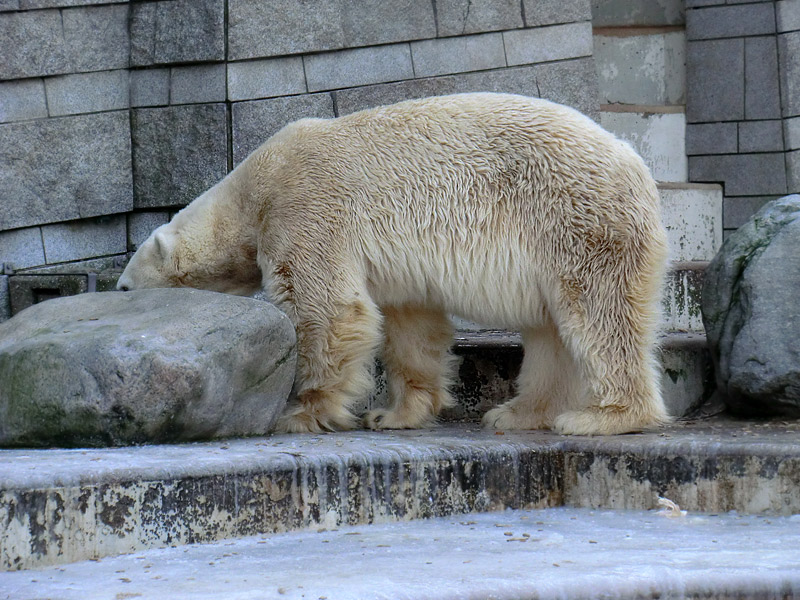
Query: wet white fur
118 93 670 435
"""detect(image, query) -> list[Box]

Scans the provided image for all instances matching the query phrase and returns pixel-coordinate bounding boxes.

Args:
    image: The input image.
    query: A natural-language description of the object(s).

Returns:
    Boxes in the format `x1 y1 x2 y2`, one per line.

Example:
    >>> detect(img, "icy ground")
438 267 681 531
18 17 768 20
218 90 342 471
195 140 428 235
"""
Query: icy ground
2 506 799 600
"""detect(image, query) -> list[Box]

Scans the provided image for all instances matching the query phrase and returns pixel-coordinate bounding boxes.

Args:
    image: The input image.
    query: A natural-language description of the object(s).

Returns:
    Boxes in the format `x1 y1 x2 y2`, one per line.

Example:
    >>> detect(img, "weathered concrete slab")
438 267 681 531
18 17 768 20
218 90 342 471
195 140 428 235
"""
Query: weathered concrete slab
662 264 705 332
5 417 796 571
600 109 687 182
594 30 686 105
4 506 799 599
660 183 723 262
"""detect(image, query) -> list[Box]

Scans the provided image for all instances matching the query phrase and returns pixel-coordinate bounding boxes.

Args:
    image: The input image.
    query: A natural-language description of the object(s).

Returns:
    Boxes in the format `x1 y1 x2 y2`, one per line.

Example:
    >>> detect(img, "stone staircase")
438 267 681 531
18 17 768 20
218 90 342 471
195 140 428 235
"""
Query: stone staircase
5 4 797 600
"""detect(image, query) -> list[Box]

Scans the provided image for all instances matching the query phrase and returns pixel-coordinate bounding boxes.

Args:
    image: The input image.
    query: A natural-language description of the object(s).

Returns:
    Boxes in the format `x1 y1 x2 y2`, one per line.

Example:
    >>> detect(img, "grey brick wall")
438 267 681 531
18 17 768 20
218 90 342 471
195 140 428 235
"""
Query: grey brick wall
686 0 799 236
0 0 600 317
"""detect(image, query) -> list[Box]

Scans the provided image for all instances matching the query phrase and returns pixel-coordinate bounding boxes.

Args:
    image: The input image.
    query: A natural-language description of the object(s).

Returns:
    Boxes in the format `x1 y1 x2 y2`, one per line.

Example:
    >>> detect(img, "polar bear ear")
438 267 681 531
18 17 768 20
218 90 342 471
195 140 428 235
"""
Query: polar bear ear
153 229 175 262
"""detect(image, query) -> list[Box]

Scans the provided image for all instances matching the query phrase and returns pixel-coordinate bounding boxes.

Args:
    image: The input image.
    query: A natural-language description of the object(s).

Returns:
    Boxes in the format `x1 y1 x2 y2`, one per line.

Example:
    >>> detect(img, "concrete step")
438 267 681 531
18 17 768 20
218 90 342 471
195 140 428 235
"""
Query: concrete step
601 105 687 182
3 505 799 600
663 262 705 332
7 417 797 572
660 182 723 262
594 27 686 106
440 331 712 421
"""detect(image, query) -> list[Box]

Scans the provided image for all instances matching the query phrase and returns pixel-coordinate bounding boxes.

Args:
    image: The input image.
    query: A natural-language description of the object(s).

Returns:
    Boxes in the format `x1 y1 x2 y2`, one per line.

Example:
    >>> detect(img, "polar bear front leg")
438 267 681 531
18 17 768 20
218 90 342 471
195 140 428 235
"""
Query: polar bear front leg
275 284 384 434
365 305 456 430
483 321 583 430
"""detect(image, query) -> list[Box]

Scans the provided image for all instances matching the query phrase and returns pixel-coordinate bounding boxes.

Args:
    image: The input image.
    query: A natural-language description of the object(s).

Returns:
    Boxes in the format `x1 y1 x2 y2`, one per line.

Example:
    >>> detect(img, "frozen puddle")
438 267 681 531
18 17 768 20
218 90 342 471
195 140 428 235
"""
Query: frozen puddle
3 507 799 600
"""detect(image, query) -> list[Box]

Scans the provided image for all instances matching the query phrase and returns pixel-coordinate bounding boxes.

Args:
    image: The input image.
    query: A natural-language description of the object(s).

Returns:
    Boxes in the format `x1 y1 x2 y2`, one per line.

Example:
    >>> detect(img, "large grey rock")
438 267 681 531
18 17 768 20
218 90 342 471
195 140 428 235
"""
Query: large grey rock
0 289 296 447
702 195 800 417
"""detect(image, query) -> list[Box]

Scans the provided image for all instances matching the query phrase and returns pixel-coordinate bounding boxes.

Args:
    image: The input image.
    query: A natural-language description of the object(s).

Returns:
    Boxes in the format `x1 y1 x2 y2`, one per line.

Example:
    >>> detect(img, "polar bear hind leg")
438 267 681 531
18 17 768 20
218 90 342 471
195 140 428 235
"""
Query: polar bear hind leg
549 261 670 435
365 305 456 429
483 318 584 430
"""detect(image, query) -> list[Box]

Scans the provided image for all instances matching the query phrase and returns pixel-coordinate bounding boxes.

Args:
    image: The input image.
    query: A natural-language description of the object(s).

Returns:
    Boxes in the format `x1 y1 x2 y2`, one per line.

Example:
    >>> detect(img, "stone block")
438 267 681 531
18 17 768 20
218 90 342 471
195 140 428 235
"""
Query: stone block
18 256 124 275
779 32 800 117
170 64 226 105
130 0 224 66
523 0 591 26
533 58 600 119
411 33 506 79
599 110 687 182
340 0 435 46
131 104 228 209
0 1 18 10
19 0 122 7
227 57 307 102
305 44 414 93
591 0 684 26
62 4 129 74
130 69 170 108
0 112 132 231
594 31 685 106
0 6 127 79
0 10 66 79
786 116 800 150
127 212 170 252
0 79 47 123
334 59 598 121
660 184 723 262
0 275 8 323
738 120 784 153
8 274 88 315
41 216 126 264
745 37 781 120
0 227 45 270
686 122 737 155
504 22 593 66
723 196 774 229
45 70 129 117
686 3 775 40
787 149 800 193
686 38 744 123
436 0 522 36
689 154 788 196
232 94 335 166
777 0 800 33
228 0 344 61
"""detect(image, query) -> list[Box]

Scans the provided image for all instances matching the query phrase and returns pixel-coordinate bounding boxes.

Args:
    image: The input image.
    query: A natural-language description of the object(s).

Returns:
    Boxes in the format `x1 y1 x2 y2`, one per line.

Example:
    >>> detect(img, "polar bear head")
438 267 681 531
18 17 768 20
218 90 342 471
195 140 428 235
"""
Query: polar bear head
117 183 263 296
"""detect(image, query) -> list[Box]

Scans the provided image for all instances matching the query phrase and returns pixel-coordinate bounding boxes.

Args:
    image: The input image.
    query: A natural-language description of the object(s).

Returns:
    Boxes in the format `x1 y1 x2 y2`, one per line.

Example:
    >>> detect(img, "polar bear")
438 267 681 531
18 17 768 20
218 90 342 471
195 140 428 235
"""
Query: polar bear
118 93 670 436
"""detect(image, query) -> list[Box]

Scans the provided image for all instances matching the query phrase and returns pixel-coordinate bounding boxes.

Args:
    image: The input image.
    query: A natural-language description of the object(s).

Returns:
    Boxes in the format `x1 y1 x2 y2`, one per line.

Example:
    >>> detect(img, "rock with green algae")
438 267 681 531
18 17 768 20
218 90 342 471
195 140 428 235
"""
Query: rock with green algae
0 288 296 447
702 195 800 417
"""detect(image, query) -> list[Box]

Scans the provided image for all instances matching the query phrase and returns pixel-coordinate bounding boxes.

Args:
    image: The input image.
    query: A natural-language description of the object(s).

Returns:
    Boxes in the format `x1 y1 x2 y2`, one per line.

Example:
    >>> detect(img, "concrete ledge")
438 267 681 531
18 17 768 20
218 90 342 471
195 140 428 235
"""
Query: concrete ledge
5 417 797 571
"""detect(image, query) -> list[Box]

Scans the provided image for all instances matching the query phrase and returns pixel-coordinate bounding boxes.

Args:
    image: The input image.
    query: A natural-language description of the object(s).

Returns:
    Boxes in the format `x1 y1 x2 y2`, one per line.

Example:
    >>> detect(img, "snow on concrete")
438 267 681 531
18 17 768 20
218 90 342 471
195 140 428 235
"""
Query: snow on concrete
2 506 799 600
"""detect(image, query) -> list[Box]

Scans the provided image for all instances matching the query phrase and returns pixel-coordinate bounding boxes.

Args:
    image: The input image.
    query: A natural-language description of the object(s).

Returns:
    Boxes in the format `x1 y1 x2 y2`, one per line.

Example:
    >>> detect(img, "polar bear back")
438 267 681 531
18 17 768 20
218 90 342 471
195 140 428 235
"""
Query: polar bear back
253 93 663 329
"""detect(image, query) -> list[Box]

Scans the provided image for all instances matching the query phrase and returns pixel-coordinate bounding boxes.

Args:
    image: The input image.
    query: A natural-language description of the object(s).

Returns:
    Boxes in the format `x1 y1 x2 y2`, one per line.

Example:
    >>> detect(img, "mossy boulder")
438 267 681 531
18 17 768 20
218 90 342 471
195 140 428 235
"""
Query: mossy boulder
702 195 800 417
0 289 296 447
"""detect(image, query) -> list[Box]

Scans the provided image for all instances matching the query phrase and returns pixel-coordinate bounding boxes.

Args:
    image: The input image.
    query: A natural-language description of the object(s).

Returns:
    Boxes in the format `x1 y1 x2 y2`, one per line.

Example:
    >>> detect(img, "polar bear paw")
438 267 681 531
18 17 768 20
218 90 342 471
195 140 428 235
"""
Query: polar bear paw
482 403 550 430
552 407 670 436
363 408 434 430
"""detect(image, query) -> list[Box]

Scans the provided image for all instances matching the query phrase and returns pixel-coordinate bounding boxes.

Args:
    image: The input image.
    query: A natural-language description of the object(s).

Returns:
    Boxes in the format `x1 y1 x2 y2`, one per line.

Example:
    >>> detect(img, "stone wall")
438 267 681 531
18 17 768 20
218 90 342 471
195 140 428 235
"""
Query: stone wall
685 0 800 234
0 0 598 321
